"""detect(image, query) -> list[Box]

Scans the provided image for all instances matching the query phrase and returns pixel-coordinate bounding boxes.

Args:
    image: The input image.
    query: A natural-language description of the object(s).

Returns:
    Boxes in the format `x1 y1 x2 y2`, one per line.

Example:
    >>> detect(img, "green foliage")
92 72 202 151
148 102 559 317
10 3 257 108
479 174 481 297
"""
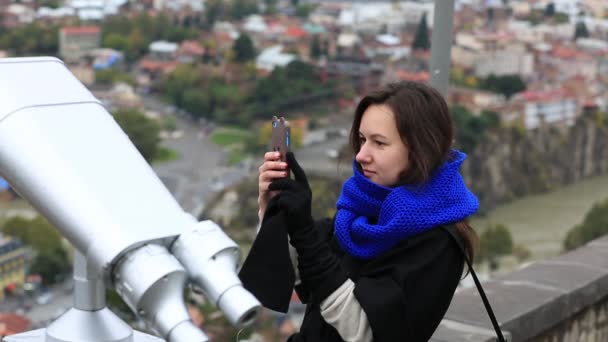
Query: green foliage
94 68 135 86
230 0 259 20
563 198 608 251
113 109 161 163
451 105 501 153
574 21 590 40
103 33 129 52
248 60 332 119
210 128 252 146
412 13 430 51
153 147 179 164
590 111 608 127
264 0 278 14
310 35 322 59
554 12 569 24
102 13 198 62
204 0 226 28
480 74 526 99
164 64 201 107
182 89 210 118
2 216 63 252
295 4 316 19
161 59 331 127
478 224 513 267
30 247 70 285
40 0 61 8
233 33 256 63
1 215 70 285
0 23 59 55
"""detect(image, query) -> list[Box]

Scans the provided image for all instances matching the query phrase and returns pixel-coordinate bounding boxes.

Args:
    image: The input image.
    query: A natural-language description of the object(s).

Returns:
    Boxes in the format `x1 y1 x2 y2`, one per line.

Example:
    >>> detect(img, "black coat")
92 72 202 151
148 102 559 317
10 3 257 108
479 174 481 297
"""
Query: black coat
289 218 464 342
240 213 465 341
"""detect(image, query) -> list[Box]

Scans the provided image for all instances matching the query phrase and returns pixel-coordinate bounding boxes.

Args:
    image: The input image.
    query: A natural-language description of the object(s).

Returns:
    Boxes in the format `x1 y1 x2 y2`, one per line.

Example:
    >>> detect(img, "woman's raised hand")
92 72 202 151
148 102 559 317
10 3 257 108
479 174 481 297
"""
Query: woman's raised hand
257 151 289 221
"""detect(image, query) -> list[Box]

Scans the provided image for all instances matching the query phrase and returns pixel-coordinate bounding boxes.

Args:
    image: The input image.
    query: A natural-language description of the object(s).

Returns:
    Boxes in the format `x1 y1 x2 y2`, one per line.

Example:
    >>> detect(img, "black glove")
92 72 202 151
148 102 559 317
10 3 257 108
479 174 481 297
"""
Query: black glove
267 152 313 232
269 152 348 303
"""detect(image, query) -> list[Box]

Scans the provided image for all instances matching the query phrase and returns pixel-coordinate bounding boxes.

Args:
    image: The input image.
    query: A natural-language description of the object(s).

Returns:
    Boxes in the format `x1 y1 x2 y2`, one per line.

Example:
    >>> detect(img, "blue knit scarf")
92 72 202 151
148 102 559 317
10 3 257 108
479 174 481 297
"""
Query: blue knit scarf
335 149 479 260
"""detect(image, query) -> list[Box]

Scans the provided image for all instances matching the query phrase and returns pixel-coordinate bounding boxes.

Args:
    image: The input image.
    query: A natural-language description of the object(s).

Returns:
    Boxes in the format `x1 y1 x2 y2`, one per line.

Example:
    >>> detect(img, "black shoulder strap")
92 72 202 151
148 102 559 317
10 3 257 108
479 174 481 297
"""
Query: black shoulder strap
442 225 506 342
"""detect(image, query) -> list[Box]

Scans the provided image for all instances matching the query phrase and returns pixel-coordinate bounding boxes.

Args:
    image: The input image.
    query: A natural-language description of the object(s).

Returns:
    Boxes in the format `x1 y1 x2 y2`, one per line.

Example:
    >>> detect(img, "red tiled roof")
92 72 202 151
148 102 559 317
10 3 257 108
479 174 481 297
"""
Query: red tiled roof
179 40 205 56
517 89 574 103
286 26 306 38
61 26 100 35
139 59 179 73
396 70 429 82
551 46 592 60
0 313 31 336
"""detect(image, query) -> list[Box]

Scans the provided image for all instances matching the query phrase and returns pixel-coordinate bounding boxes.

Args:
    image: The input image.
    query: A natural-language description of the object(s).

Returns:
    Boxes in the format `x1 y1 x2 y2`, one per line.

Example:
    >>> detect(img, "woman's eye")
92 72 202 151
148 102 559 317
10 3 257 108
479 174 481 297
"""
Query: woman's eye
359 136 366 143
375 141 385 146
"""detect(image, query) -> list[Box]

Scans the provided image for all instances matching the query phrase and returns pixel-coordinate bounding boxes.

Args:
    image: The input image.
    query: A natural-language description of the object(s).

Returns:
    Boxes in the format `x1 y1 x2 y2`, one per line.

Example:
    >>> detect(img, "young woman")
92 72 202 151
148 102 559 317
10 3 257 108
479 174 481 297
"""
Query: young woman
244 81 479 341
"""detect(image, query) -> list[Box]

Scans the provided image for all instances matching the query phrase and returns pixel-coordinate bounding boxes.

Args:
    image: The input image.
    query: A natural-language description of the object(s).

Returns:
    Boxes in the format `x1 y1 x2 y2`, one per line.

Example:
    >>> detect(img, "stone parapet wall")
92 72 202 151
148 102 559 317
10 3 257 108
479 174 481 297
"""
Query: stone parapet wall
431 235 608 342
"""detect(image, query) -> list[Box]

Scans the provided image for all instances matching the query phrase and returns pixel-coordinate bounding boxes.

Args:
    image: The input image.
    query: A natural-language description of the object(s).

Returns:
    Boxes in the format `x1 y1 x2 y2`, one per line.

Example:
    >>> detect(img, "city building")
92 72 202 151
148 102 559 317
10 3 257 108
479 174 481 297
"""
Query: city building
508 89 578 129
540 45 599 81
256 45 296 72
474 49 534 78
149 40 178 61
0 236 27 300
59 26 102 63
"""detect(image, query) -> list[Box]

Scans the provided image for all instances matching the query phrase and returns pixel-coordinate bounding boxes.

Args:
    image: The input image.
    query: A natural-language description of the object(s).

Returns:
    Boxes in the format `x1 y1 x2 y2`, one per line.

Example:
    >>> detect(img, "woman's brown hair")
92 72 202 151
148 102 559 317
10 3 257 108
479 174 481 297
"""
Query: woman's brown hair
349 81 478 264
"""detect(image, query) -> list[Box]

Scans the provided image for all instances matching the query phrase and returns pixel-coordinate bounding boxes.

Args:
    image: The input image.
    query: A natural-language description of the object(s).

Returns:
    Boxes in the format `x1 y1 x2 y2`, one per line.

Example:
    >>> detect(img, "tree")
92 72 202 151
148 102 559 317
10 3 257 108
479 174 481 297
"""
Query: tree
295 4 315 19
574 20 590 40
103 33 129 53
230 0 258 20
310 35 322 59
30 247 70 285
412 13 430 51
544 2 555 16
564 198 608 251
2 216 64 253
204 0 225 28
481 74 526 99
182 89 211 119
232 33 256 63
264 0 277 15
451 105 500 153
285 60 316 81
2 215 70 285
478 224 513 270
113 109 161 162
164 64 201 107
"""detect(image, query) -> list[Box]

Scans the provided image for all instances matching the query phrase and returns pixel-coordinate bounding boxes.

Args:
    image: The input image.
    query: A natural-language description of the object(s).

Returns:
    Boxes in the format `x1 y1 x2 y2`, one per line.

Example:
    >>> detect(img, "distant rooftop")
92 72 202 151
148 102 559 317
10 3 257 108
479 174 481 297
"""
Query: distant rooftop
0 177 9 190
61 26 100 35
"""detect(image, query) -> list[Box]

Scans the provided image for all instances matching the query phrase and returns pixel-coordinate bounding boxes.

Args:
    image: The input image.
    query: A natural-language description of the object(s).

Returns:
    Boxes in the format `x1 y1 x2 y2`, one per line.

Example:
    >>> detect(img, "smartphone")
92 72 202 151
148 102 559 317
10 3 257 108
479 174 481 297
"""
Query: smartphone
271 116 291 176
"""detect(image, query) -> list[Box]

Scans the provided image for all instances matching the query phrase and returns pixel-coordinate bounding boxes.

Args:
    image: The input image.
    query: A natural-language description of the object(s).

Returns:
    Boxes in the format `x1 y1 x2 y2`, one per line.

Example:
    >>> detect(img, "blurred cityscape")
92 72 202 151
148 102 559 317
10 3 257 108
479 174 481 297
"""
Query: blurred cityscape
0 0 607 340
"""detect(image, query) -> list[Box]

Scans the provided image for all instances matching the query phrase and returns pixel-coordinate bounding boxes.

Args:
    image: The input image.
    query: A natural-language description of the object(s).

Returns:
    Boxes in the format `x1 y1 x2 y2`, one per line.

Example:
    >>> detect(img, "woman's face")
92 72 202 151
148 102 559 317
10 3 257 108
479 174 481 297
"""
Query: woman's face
355 104 409 187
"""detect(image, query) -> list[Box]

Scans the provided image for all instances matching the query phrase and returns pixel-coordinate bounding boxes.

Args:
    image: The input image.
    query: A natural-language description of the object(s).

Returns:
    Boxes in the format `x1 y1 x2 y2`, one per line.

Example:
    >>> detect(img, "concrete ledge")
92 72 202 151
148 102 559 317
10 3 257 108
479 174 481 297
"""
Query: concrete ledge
431 235 608 341
432 319 512 342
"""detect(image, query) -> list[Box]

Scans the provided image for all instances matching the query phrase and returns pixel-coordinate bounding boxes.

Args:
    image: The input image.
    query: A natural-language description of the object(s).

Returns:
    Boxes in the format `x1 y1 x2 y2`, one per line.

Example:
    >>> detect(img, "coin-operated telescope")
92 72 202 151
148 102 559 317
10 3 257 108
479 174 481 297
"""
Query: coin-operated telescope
0 57 261 342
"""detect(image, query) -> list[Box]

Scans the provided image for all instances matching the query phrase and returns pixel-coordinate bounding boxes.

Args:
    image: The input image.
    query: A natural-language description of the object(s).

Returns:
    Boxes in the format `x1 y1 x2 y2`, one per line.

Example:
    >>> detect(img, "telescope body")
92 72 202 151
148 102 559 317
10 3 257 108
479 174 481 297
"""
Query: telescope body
0 57 261 341
0 57 194 274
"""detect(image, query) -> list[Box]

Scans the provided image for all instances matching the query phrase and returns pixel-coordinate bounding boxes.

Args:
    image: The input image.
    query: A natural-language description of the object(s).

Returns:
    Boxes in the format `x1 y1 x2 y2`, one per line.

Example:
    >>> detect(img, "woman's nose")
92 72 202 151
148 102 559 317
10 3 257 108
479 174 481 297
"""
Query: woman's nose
356 144 371 164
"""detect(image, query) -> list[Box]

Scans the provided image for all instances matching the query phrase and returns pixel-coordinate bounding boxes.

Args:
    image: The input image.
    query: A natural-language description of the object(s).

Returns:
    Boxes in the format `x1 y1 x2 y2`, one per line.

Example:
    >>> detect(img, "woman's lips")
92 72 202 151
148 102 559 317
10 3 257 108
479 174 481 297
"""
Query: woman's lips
363 169 376 176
